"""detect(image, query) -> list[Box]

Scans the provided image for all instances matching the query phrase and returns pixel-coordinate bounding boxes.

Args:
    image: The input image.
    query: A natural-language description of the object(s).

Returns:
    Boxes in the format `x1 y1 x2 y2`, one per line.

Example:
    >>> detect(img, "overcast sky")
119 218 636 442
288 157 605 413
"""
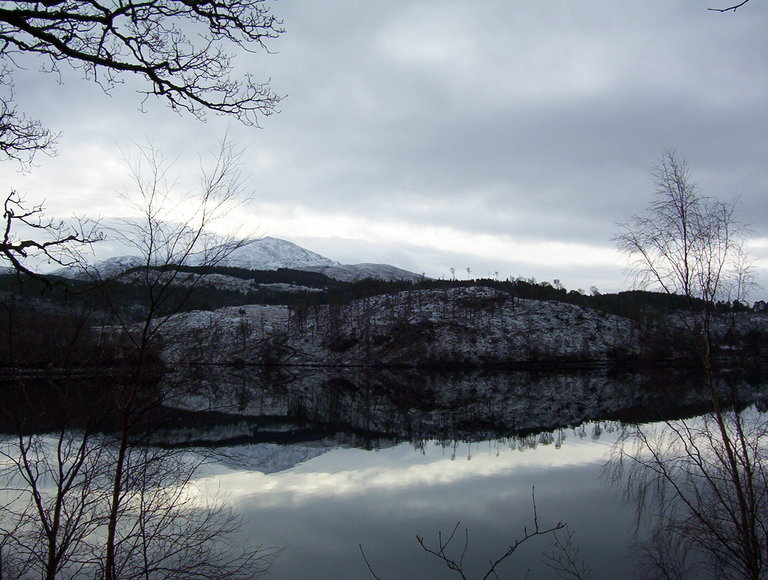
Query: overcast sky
2 1 767 297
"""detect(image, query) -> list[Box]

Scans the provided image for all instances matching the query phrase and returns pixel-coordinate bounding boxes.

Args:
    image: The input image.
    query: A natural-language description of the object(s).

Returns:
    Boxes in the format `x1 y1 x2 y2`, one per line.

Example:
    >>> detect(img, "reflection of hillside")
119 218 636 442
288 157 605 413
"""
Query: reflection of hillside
166 366 768 446
3 367 765 474
206 441 342 475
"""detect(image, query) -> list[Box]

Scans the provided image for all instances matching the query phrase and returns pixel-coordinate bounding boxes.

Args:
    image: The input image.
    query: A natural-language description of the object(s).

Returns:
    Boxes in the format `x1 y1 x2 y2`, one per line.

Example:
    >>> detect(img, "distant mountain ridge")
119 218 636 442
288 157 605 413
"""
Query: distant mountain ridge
303 263 424 283
52 237 424 283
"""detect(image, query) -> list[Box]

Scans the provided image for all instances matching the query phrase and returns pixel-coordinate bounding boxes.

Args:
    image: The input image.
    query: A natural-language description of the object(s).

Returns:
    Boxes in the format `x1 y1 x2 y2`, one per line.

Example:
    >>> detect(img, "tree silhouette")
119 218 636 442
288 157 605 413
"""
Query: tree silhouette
1 191 101 279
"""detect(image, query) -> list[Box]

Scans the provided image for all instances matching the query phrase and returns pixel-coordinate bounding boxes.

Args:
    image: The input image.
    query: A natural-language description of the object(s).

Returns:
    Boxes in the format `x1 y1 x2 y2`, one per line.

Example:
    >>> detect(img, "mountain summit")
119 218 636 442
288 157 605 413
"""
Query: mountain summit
217 237 341 270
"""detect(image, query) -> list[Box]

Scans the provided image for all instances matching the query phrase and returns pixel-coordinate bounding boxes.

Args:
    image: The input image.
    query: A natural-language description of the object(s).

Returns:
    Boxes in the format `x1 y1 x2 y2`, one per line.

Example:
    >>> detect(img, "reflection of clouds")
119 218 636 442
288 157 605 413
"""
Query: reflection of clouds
209 434 616 508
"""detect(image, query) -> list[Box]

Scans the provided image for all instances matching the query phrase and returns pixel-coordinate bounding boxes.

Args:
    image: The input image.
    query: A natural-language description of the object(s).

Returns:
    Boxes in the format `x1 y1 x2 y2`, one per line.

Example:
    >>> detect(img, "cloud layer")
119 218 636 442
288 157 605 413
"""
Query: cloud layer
2 1 766 295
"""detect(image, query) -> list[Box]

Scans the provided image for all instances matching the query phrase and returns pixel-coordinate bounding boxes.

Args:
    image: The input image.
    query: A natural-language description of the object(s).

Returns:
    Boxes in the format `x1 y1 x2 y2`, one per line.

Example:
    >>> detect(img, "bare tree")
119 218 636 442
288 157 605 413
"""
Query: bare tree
0 429 276 580
611 409 768 580
101 441 275 580
612 151 764 580
0 0 283 164
0 429 108 580
92 136 258 580
615 149 752 375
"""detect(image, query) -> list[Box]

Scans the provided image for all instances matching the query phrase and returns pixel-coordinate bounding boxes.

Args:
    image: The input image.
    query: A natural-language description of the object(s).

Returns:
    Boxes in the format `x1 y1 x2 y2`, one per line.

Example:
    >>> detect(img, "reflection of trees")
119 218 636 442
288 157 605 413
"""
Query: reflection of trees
0 389 276 579
611 405 767 579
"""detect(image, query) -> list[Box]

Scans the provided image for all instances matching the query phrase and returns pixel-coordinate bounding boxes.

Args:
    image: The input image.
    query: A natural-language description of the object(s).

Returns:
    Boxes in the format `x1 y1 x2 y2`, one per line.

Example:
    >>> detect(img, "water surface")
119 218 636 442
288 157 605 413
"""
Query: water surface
209 425 637 579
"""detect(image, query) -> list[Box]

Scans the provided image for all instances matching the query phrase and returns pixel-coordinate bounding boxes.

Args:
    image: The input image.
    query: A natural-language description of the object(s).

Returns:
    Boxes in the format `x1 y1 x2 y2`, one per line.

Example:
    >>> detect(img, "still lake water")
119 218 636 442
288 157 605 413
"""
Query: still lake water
179 367 765 579
205 425 637 579
3 368 766 578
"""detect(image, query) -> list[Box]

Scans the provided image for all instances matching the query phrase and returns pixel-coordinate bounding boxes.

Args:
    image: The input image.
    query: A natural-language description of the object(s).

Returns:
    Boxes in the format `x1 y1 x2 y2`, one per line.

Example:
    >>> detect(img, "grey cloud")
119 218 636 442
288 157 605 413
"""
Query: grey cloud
2 0 767 297
247 2 768 220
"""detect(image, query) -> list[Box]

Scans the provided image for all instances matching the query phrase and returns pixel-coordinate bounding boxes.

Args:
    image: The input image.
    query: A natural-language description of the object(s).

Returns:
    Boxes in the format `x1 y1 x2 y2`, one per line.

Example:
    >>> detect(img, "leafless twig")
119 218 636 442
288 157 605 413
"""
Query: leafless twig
709 1 750 12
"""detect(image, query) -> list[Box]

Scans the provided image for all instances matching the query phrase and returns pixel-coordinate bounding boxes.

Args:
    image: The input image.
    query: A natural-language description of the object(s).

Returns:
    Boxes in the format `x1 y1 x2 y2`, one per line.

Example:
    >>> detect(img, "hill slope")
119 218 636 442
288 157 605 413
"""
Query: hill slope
161 286 639 368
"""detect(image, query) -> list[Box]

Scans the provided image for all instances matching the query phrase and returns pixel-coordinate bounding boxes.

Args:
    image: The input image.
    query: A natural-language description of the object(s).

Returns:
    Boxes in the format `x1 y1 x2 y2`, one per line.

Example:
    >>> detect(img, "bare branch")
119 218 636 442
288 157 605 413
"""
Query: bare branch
359 544 384 580
480 489 565 580
0 0 283 126
542 526 591 580
0 190 102 281
406 489 565 580
0 0 283 160
709 0 751 12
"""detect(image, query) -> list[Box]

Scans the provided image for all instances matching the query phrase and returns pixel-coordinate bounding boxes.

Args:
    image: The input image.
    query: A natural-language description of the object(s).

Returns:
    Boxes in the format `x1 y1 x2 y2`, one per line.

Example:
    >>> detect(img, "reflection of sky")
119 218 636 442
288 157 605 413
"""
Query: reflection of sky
208 429 619 506
206 428 636 579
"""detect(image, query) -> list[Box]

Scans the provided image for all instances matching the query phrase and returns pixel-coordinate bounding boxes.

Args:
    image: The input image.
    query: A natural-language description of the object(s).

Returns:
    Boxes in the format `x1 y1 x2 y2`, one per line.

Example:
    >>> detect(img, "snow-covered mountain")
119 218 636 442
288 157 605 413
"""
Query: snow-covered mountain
49 237 424 283
217 237 341 270
213 238 424 282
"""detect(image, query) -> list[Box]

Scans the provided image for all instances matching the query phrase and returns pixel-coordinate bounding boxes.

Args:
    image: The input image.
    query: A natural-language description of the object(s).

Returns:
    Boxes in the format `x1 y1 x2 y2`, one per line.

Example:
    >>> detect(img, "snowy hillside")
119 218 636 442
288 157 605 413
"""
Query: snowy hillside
160 286 640 368
305 263 424 283
156 284 768 370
